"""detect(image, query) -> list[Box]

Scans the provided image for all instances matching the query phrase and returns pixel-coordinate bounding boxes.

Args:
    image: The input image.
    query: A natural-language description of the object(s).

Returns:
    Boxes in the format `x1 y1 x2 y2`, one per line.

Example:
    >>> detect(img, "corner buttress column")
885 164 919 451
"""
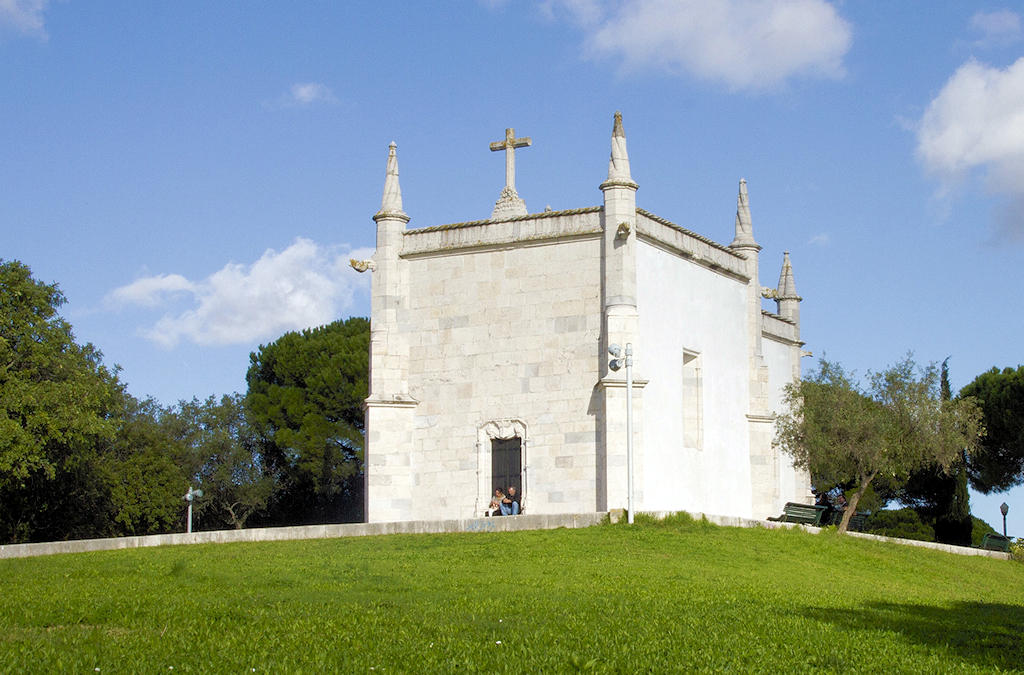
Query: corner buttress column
363 142 418 523
730 179 776 518
597 112 645 514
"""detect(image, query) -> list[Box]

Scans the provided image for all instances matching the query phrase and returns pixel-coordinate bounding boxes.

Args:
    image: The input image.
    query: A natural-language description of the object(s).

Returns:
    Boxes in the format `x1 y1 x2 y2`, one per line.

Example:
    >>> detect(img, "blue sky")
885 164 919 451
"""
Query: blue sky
3 1 1022 528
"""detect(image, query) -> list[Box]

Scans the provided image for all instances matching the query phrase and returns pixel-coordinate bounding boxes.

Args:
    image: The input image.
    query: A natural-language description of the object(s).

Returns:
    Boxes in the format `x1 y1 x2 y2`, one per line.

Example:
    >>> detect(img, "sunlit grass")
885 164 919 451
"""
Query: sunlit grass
1 517 1021 672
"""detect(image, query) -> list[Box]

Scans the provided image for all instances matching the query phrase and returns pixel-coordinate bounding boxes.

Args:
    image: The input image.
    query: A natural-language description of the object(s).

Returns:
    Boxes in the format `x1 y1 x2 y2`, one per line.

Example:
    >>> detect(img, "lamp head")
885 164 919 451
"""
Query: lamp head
1001 502 1009 517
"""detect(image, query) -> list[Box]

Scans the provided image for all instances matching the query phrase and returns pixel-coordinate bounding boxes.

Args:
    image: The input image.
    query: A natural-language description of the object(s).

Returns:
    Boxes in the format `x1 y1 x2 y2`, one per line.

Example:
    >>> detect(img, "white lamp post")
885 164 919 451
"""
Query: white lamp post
184 486 203 534
609 343 634 524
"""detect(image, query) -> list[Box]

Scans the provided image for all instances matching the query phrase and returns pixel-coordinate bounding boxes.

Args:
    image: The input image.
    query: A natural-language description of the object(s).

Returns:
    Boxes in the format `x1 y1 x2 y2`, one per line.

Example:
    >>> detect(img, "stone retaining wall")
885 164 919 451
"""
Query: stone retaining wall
0 512 606 559
0 511 1010 561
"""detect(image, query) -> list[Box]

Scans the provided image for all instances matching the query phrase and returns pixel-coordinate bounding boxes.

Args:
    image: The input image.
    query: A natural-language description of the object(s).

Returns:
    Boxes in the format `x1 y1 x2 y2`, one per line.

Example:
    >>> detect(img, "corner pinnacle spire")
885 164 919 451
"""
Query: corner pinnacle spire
376 141 406 219
730 178 757 248
606 111 634 184
777 251 801 300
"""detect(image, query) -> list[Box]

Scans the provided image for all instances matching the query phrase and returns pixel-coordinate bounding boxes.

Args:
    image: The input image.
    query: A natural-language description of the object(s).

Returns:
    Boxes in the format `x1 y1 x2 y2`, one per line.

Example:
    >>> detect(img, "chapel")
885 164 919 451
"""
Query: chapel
356 112 812 523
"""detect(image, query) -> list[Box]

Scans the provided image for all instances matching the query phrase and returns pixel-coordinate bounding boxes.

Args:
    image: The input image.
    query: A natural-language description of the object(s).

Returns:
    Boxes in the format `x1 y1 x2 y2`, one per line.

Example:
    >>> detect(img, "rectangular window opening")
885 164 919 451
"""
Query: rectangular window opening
682 350 703 450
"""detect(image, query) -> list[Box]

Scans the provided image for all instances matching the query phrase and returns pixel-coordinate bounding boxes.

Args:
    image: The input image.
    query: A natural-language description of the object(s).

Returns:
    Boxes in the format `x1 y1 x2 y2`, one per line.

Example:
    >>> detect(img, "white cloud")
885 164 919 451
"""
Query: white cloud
0 0 48 38
263 82 339 110
107 274 194 308
918 58 1024 174
285 82 338 107
540 0 852 92
969 10 1022 48
109 239 372 348
807 233 830 246
917 57 1024 239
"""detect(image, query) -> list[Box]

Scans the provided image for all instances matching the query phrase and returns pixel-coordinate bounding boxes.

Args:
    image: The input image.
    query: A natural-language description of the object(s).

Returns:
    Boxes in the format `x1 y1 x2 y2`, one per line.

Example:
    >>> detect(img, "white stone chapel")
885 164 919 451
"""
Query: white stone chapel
356 112 812 523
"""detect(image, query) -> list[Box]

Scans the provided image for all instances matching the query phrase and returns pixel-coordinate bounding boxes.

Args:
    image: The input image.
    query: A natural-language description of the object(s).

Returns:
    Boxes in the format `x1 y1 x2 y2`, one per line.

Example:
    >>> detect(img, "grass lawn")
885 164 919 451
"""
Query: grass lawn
1 514 1022 673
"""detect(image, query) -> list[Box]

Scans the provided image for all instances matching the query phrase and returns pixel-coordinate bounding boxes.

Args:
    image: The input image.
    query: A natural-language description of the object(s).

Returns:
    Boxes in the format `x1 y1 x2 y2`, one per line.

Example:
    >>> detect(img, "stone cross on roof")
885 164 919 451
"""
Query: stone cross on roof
489 127 531 220
490 127 531 192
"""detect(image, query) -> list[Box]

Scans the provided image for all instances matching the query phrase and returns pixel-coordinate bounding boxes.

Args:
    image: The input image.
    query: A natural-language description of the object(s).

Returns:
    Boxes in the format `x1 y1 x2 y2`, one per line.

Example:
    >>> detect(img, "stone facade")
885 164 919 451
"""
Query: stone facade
359 113 812 523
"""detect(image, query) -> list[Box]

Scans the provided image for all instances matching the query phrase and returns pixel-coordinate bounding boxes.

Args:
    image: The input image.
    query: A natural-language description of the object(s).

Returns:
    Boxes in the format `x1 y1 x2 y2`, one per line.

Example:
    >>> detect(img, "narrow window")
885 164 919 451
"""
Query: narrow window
682 350 703 449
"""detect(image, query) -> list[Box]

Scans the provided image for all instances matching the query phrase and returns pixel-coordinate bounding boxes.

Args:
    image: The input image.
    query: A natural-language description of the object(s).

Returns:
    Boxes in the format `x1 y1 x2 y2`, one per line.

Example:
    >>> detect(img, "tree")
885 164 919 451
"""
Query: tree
863 508 935 542
244 317 369 524
899 359 973 546
0 260 285 542
775 356 984 533
0 260 123 542
168 394 273 529
101 393 275 535
960 365 1024 493
99 394 187 536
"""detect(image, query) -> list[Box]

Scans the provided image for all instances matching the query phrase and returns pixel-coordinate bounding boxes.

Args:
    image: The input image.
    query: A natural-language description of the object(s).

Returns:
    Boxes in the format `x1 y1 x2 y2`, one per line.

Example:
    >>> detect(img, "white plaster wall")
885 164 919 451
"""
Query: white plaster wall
401 236 604 519
764 335 808 505
636 240 753 517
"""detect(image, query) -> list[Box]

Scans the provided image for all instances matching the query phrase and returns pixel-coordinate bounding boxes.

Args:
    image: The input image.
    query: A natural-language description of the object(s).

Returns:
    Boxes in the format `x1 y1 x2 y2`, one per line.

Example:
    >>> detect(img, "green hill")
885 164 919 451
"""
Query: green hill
1 515 1021 672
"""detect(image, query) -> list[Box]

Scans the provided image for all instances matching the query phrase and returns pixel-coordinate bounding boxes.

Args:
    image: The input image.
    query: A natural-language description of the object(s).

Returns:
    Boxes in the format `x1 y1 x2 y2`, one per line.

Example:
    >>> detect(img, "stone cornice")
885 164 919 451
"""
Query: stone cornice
596 376 650 390
763 331 804 348
762 309 794 325
729 241 762 253
401 208 602 257
636 208 743 258
373 210 411 224
364 396 420 410
599 179 639 191
635 209 749 281
762 310 803 347
407 206 602 233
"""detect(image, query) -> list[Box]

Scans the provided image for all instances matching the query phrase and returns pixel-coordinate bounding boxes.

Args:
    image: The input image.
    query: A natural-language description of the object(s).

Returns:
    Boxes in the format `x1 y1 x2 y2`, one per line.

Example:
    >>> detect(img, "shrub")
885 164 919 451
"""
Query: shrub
863 508 934 542
970 516 998 548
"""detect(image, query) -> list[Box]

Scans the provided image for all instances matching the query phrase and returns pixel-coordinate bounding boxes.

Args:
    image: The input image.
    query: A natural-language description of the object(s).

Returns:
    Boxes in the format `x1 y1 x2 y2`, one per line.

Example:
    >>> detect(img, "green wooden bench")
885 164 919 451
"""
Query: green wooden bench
981 533 1012 552
767 502 827 526
846 513 867 531
822 510 868 531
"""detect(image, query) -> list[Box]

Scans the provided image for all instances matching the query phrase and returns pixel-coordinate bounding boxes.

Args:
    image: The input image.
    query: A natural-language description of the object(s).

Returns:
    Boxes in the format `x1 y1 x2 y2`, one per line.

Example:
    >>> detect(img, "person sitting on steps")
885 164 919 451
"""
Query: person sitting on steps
486 488 504 517
500 485 521 516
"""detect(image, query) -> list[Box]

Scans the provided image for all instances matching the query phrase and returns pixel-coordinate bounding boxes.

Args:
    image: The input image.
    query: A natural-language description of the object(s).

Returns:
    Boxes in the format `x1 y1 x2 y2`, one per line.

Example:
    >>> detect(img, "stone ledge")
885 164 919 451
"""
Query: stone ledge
1 511 1010 561
402 209 602 258
0 513 608 560
639 510 1012 560
635 211 749 281
762 311 801 345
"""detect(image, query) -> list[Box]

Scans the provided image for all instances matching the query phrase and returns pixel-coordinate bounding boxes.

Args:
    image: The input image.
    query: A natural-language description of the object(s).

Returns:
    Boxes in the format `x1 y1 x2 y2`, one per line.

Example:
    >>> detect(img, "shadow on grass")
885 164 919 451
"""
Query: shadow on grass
805 601 1024 669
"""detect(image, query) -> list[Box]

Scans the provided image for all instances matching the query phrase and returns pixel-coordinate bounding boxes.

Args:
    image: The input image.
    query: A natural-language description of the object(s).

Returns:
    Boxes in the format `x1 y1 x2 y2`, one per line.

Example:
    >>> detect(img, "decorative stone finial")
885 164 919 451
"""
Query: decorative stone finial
489 127 531 220
375 141 407 220
730 178 757 248
607 111 633 183
777 251 801 300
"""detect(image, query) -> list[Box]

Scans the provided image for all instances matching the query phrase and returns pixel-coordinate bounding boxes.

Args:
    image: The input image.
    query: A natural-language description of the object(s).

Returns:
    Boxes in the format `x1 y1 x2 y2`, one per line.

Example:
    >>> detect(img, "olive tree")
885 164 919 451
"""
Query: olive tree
775 356 984 533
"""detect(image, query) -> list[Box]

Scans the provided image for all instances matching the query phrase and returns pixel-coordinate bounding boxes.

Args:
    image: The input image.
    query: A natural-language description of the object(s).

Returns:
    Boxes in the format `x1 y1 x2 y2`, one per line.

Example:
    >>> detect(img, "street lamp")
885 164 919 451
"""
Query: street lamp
609 343 634 525
184 486 204 534
1001 502 1009 537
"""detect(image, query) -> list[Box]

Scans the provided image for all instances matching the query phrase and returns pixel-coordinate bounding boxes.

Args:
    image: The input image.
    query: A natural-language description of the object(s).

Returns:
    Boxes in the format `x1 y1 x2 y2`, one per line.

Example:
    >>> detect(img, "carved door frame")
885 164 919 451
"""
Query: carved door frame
476 419 528 516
